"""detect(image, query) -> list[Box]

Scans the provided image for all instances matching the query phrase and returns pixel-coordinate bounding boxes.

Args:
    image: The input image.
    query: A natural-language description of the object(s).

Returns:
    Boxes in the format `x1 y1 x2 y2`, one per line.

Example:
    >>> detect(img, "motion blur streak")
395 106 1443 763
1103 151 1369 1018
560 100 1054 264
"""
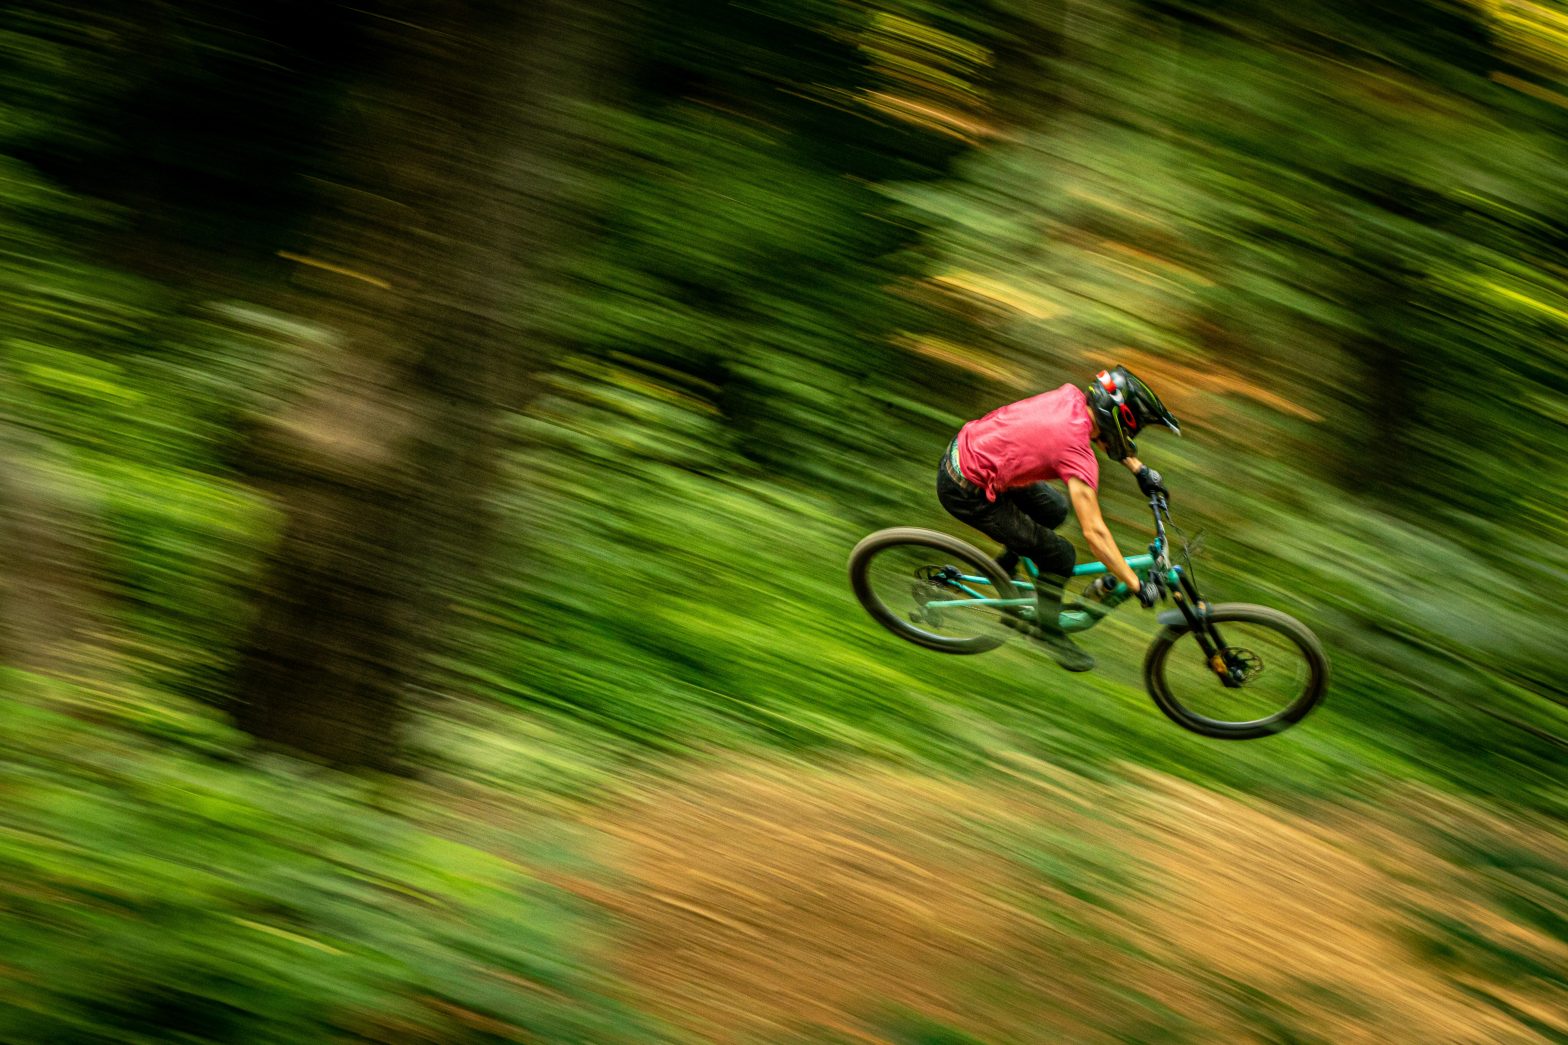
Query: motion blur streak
0 0 1563 1041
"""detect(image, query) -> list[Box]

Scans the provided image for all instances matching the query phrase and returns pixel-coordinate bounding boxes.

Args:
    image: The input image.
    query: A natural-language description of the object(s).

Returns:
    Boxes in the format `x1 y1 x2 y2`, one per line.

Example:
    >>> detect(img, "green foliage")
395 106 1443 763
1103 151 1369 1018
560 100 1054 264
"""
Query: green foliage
981 823 1145 912
4 0 1568 1035
5 0 1554 804
0 672 650 1043
0 186 284 691
880 1013 991 1045
456 375 1566 819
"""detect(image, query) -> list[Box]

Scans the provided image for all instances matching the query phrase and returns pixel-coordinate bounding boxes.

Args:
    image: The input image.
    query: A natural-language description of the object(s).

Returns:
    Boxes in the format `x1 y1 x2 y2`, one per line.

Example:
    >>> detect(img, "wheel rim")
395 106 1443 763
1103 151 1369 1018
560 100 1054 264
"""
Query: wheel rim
1157 620 1316 728
860 541 1019 646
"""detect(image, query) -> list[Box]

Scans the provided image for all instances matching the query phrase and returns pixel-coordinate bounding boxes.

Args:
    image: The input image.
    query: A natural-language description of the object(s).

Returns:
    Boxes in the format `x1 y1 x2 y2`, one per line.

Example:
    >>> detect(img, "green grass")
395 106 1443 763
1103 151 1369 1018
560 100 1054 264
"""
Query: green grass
0 671 659 1045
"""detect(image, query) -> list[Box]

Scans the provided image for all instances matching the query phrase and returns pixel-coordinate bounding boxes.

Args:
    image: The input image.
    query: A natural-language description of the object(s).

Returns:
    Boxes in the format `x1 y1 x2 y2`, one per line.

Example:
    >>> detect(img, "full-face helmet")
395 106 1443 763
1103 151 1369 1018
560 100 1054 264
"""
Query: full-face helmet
1085 365 1181 460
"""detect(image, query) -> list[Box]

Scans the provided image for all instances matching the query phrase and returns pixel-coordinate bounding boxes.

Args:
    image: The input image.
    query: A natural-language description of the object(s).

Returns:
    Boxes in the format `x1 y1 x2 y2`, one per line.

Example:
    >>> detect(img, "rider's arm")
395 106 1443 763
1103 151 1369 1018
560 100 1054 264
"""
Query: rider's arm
1122 454 1166 498
1066 477 1142 593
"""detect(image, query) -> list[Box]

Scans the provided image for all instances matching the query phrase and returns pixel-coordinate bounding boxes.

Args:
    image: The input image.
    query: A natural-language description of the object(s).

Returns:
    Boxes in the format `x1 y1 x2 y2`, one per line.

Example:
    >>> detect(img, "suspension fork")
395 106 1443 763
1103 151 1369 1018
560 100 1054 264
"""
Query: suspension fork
1167 568 1242 686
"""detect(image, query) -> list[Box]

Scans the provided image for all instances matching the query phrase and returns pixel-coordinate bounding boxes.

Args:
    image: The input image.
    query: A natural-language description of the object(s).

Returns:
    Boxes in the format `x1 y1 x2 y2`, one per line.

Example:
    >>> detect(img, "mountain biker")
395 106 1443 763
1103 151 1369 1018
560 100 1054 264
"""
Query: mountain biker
938 365 1180 672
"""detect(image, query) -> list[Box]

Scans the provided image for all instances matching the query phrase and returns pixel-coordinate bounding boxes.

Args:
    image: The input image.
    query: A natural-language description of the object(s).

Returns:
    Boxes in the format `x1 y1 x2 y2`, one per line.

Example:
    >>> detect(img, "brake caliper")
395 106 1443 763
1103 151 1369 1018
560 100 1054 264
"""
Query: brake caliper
1218 647 1261 685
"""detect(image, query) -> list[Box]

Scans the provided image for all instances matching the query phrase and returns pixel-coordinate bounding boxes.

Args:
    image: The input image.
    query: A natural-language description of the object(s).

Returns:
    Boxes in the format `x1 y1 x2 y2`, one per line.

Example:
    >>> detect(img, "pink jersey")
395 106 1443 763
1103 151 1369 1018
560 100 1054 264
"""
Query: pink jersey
955 384 1099 500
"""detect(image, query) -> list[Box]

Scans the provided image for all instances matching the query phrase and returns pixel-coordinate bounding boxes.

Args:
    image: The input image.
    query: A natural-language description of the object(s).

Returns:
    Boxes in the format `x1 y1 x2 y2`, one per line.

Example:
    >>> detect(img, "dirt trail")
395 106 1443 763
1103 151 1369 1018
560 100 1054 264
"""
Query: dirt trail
1120 773 1559 1043
582 763 1020 1041
581 757 1567 1043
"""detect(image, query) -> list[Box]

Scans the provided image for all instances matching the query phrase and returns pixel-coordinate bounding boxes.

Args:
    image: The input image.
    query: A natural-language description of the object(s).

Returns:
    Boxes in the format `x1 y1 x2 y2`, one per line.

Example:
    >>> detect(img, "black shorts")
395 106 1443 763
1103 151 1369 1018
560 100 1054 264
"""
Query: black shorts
936 440 1076 578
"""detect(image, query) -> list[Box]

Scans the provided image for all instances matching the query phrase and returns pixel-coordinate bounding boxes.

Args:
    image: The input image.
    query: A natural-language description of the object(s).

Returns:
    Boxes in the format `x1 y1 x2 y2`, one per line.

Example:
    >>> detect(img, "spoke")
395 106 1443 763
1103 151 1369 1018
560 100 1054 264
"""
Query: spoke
1161 621 1311 725
863 543 1012 645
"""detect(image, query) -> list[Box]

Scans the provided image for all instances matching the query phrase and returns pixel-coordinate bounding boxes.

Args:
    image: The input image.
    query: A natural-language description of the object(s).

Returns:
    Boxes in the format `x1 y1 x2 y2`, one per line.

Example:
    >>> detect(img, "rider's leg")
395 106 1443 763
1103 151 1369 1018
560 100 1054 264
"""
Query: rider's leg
1015 527 1092 671
938 470 1093 672
995 482 1068 580
1005 482 1070 531
999 484 1077 621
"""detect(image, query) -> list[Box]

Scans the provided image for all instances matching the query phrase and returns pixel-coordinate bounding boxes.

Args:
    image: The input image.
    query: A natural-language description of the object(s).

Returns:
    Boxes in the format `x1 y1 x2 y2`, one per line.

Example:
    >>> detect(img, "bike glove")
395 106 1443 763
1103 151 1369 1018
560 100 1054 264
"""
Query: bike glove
1135 465 1168 501
1135 579 1160 609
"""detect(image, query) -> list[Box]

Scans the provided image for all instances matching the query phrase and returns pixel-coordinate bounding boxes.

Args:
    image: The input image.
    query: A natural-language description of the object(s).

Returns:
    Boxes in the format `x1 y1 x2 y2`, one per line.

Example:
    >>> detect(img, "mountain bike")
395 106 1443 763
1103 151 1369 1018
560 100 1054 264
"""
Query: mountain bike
848 494 1328 739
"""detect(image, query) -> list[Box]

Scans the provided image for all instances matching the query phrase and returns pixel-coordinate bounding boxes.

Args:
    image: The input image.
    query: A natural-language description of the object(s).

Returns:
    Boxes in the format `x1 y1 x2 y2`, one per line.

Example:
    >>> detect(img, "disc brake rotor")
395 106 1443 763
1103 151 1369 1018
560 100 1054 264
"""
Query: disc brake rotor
1221 647 1262 684
910 565 957 625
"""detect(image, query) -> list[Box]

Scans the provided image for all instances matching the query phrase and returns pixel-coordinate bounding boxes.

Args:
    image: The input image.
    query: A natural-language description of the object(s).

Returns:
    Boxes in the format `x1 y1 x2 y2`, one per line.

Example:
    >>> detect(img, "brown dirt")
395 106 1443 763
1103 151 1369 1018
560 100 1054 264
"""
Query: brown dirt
583 761 1034 1042
1117 772 1564 1044
578 757 1568 1044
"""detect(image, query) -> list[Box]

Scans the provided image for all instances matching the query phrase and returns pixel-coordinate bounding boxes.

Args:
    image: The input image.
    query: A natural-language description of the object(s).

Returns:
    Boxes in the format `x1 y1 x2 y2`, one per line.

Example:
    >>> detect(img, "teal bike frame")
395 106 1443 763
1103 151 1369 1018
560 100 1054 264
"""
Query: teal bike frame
922 515 1184 634
898 493 1272 693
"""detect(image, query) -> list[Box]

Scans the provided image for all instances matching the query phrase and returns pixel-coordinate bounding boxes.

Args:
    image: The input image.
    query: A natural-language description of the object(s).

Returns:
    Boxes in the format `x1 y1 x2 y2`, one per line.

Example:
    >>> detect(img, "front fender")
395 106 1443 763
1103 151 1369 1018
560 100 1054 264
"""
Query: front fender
1156 599 1213 633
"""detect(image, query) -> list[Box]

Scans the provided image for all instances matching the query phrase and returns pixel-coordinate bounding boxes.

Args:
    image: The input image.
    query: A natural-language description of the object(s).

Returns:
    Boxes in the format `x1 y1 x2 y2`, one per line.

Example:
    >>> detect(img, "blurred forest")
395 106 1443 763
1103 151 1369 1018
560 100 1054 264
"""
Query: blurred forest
1 0 1565 1040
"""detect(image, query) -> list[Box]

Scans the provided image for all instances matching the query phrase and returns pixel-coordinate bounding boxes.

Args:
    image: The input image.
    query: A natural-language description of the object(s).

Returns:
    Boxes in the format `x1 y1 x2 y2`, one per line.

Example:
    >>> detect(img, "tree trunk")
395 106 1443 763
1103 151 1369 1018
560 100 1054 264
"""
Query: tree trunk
232 0 598 766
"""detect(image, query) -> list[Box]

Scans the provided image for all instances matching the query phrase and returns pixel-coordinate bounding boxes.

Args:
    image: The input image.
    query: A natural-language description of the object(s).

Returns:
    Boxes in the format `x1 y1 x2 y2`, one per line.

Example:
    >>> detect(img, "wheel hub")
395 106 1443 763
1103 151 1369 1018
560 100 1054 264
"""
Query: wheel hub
1220 647 1262 685
910 565 959 626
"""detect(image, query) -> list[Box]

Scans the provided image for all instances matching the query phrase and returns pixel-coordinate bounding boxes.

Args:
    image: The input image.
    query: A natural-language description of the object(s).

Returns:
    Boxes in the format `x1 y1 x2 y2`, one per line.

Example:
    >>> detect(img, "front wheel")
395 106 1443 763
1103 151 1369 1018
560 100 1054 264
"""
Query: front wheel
1143 603 1328 739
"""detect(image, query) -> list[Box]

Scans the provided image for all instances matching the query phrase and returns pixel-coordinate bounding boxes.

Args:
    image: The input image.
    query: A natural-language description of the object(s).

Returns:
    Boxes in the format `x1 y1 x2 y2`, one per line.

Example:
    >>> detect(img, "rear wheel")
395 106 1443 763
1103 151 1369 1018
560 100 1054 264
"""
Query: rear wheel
1143 603 1327 739
849 528 1021 654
